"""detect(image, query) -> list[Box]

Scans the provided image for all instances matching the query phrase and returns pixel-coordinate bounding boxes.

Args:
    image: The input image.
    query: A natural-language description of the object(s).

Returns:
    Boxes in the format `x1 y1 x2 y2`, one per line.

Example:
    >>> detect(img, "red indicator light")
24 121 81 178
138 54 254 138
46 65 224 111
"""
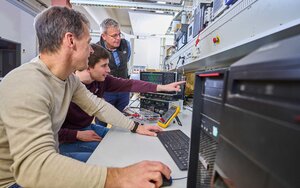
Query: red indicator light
198 73 220 77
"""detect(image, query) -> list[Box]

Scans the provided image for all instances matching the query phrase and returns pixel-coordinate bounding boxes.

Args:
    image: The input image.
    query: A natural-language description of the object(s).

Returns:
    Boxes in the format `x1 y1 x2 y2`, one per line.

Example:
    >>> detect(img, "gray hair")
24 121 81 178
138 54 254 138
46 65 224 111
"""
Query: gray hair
100 18 119 33
34 6 90 53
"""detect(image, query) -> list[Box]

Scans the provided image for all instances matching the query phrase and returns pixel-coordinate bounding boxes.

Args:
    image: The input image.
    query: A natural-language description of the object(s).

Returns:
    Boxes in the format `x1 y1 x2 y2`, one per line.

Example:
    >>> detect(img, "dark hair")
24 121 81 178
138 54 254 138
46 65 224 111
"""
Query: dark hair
88 44 111 68
100 18 119 33
34 6 90 53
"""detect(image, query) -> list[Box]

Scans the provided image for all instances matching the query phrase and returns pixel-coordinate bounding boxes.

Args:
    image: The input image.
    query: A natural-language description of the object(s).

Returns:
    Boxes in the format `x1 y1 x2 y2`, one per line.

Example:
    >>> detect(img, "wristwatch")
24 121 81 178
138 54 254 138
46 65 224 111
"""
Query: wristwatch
131 121 139 133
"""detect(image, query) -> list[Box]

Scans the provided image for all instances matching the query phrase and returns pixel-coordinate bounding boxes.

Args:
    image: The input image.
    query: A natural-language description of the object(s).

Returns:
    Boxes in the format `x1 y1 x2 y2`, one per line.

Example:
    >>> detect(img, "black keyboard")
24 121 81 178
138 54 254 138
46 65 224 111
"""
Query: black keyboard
157 130 190 170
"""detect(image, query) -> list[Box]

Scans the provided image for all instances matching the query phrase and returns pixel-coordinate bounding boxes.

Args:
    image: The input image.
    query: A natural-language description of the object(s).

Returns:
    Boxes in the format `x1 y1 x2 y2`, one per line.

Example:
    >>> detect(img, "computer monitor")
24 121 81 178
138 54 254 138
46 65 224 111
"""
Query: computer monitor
0 38 21 78
140 71 180 95
140 71 177 85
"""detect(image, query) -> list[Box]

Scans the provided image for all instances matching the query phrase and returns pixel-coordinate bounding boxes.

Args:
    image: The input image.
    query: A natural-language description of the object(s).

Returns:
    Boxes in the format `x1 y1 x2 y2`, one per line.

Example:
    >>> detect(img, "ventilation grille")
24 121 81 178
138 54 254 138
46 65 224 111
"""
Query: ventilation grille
196 131 218 187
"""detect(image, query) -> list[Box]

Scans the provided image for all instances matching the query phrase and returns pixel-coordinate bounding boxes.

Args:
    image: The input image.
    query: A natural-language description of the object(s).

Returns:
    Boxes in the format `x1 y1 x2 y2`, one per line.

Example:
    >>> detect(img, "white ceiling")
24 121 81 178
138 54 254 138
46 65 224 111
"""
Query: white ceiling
21 0 192 36
70 0 191 36
129 11 174 36
77 5 132 33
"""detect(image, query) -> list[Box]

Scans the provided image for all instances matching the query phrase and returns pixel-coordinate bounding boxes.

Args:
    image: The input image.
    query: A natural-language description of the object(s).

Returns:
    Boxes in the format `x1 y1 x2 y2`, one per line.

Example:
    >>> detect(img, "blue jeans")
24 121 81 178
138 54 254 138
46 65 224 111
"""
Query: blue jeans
59 124 109 162
9 184 22 188
103 92 130 112
95 92 130 126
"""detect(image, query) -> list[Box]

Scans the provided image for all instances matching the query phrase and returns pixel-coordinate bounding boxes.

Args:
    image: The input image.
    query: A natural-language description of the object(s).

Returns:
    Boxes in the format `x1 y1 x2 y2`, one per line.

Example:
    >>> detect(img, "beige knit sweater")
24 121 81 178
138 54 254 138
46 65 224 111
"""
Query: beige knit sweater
0 58 134 188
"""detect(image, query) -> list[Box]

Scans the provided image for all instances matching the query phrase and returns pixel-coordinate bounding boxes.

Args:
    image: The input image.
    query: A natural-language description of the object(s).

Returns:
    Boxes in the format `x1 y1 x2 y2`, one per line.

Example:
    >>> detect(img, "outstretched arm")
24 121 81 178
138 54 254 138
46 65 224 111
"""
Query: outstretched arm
156 81 186 92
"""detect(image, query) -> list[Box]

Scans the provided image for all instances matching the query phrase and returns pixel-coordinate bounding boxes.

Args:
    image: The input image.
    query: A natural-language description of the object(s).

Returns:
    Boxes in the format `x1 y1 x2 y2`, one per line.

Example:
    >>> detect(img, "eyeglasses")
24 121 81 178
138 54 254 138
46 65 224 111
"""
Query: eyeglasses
106 32 124 39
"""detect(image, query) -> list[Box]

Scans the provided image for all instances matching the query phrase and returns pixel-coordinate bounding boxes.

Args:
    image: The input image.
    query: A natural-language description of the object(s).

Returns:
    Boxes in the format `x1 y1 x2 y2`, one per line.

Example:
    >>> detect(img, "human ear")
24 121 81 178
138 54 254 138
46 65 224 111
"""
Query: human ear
101 33 107 41
65 32 75 48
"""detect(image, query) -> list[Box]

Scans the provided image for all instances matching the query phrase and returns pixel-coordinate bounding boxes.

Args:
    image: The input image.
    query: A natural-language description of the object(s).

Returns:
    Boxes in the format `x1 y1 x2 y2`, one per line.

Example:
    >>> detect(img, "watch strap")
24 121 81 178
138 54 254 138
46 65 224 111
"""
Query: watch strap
131 121 139 133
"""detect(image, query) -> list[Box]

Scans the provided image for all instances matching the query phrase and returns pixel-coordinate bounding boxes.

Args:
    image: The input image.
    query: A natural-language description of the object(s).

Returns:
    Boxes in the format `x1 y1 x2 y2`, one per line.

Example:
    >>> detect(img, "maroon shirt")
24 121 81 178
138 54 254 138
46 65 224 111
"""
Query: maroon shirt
59 75 157 143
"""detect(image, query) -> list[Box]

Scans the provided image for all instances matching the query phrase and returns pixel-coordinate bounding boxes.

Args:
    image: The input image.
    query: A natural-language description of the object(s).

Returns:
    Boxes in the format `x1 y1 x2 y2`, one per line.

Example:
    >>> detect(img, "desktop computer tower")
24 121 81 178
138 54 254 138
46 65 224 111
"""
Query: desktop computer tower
212 35 300 188
187 68 228 188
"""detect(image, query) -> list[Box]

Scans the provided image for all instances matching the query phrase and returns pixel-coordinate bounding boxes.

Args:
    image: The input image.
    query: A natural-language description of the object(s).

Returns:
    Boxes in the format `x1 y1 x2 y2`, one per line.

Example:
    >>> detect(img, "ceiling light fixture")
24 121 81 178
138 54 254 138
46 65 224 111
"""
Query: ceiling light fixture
70 0 192 13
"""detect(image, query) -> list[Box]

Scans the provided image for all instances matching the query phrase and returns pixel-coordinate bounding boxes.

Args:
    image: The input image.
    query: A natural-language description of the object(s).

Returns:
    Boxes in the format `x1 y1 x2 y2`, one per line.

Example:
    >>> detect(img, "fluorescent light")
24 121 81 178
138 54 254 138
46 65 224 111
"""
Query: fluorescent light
129 11 174 36
70 0 192 12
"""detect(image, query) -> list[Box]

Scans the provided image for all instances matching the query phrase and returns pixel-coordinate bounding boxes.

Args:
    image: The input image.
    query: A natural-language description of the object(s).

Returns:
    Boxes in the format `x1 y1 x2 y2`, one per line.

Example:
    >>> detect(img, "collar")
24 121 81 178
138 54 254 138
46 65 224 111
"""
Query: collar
104 42 117 52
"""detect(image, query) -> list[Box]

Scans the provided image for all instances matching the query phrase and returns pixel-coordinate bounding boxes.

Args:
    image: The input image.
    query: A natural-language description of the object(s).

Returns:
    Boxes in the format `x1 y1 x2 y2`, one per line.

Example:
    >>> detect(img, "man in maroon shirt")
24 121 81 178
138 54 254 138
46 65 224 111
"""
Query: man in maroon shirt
59 43 185 162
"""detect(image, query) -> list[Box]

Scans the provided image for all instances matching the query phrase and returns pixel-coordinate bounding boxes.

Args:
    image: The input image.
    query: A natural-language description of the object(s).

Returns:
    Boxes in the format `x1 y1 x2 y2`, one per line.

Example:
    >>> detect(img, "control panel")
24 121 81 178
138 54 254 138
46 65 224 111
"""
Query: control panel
140 98 182 115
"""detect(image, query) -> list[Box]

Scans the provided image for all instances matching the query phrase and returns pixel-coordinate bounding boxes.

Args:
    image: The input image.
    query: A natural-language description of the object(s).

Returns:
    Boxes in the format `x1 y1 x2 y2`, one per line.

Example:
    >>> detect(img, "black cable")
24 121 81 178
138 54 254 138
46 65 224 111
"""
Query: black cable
185 103 193 108
175 116 182 126
128 94 140 108
172 176 187 180
129 106 140 109
174 56 184 70
183 105 193 112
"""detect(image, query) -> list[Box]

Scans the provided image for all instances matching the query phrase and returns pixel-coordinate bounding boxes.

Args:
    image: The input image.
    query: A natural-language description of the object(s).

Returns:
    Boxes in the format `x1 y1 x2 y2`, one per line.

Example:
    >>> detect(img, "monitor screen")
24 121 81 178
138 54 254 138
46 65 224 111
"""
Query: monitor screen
140 72 177 85
140 72 164 85
140 71 178 95
0 38 21 78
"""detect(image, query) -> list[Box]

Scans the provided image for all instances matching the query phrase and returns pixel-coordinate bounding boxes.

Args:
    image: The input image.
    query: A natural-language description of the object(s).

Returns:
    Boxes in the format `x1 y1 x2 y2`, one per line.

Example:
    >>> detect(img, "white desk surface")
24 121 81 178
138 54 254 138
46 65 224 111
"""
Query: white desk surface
87 108 193 188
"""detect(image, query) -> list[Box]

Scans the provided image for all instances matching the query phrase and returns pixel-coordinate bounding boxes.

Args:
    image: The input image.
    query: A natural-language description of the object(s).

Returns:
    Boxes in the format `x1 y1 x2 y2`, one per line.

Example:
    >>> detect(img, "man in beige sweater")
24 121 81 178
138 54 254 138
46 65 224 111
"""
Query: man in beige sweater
0 6 171 188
